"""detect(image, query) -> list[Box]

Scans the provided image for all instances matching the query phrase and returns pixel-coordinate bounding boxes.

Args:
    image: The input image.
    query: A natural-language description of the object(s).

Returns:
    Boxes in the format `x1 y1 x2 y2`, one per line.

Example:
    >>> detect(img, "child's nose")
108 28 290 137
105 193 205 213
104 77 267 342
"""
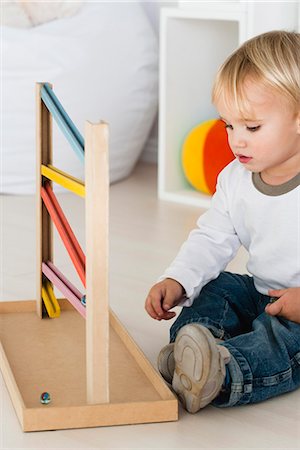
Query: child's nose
231 133 247 149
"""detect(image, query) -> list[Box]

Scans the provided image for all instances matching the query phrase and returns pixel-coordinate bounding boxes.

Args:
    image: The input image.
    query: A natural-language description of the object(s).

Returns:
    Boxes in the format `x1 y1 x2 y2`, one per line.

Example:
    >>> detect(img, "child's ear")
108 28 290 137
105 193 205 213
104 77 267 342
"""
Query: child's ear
297 112 300 134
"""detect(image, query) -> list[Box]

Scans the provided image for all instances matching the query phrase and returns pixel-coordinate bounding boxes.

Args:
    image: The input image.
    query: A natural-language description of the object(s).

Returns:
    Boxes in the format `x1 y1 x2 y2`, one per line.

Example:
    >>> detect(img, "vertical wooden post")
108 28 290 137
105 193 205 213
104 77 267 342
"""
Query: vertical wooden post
85 121 110 404
36 83 53 318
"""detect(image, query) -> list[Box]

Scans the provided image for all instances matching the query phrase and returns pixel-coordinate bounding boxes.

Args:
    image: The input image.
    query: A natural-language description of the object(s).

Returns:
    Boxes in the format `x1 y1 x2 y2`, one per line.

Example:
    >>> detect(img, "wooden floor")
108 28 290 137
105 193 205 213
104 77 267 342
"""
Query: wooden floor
1 162 299 448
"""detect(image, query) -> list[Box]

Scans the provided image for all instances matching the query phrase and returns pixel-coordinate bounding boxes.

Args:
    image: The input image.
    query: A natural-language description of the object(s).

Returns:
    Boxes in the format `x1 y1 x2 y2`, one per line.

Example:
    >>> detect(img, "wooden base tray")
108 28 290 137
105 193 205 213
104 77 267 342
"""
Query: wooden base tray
0 300 178 432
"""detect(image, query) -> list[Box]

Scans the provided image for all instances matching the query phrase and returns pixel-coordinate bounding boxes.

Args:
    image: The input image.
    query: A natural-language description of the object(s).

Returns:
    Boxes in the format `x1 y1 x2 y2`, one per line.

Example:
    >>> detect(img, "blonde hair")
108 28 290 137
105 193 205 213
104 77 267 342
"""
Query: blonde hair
212 30 300 116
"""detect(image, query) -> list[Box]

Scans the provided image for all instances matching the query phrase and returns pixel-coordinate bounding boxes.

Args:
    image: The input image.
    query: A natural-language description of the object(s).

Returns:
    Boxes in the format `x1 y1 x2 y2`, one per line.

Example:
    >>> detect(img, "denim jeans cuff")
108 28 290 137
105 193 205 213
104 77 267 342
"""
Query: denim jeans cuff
213 342 253 407
170 317 232 343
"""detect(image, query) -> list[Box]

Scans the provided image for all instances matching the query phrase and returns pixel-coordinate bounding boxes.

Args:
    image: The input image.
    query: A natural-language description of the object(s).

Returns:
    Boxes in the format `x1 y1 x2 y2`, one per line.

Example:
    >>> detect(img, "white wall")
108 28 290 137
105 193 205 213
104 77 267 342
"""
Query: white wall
140 1 178 34
140 1 177 163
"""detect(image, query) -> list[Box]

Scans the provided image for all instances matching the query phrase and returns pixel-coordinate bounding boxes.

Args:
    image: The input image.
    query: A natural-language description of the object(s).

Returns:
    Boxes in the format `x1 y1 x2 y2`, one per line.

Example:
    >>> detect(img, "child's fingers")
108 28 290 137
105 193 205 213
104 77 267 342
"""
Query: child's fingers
145 280 182 320
162 292 179 311
145 292 177 320
145 296 161 319
145 290 165 318
156 309 176 321
145 302 157 319
153 297 166 318
163 310 176 320
145 298 176 320
265 298 284 316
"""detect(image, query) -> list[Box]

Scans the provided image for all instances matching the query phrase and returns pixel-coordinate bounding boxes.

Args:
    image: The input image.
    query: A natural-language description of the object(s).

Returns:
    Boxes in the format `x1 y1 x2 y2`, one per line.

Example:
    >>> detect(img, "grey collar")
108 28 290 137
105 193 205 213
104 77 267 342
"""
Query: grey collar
252 172 300 196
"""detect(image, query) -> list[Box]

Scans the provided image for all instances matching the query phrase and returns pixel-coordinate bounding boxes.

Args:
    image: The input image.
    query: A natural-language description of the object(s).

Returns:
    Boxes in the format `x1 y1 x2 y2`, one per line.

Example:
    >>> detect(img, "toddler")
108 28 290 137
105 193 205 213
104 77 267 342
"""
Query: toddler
145 30 300 413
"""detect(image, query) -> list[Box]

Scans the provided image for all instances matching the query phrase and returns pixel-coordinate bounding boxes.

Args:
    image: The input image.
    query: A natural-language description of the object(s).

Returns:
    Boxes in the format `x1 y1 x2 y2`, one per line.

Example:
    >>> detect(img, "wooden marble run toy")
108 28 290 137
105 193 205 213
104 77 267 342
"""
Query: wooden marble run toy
0 82 177 432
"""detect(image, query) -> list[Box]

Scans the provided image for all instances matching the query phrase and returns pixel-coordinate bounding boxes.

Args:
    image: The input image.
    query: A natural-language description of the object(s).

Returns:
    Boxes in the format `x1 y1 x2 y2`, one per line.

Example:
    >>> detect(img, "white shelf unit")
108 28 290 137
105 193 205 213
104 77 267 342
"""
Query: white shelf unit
158 7 247 208
158 3 299 208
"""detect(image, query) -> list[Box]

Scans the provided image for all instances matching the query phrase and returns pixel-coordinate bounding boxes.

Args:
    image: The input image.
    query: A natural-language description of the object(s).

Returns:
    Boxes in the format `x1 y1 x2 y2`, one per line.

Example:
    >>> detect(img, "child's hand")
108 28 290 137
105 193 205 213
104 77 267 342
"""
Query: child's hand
145 278 185 320
265 287 300 323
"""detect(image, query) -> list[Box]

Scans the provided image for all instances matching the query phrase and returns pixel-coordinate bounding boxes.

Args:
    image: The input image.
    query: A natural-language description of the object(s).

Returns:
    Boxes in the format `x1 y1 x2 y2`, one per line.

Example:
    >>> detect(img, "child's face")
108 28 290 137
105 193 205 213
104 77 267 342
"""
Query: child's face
215 79 300 179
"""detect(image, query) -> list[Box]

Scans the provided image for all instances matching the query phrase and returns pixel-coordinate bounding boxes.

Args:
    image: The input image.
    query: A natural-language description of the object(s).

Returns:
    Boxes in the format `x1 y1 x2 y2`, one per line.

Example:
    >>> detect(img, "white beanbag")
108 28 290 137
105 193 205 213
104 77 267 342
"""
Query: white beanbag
2 3 158 193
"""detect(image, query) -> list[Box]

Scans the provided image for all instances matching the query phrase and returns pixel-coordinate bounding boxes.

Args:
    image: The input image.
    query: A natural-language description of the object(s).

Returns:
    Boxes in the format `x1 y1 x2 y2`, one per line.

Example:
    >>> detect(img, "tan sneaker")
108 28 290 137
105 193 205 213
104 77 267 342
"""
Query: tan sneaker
172 324 231 413
157 333 226 386
157 343 175 384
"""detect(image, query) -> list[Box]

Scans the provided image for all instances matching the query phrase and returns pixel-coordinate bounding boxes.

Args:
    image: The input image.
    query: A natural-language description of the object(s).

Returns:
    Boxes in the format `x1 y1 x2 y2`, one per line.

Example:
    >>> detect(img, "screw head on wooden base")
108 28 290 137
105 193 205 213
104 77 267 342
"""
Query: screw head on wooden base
40 392 51 404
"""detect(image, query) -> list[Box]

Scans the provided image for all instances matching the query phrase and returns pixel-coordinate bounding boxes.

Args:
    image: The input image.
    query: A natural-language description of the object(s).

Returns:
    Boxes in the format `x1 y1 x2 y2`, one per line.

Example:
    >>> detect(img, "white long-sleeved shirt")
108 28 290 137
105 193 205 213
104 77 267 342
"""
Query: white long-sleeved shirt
160 160 300 307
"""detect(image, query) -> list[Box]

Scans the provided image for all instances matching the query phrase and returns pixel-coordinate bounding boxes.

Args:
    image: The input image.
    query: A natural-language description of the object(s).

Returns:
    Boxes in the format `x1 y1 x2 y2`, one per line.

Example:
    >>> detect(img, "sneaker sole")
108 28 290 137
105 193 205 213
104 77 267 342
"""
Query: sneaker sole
172 324 217 413
157 343 174 384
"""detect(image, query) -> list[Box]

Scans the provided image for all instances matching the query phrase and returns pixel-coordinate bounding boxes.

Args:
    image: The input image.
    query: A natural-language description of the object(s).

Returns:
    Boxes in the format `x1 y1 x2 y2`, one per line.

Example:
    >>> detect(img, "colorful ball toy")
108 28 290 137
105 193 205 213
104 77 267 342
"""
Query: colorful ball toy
182 119 234 195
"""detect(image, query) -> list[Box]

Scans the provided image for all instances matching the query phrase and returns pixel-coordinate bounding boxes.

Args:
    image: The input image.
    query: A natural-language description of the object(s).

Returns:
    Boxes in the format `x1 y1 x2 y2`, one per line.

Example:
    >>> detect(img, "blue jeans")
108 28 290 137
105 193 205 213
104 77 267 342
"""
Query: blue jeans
170 272 300 407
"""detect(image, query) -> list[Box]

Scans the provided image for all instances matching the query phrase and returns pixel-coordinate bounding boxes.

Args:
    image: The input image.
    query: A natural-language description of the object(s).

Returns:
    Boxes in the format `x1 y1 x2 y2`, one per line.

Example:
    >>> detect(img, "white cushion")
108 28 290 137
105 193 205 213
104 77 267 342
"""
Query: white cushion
2 3 158 193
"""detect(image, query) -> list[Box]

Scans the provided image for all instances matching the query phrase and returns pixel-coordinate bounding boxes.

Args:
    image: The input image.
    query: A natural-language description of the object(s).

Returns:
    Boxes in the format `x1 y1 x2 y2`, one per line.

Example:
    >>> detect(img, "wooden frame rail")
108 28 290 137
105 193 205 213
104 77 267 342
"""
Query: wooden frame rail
41 83 84 162
41 164 85 197
41 181 86 286
42 261 86 319
41 279 61 318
